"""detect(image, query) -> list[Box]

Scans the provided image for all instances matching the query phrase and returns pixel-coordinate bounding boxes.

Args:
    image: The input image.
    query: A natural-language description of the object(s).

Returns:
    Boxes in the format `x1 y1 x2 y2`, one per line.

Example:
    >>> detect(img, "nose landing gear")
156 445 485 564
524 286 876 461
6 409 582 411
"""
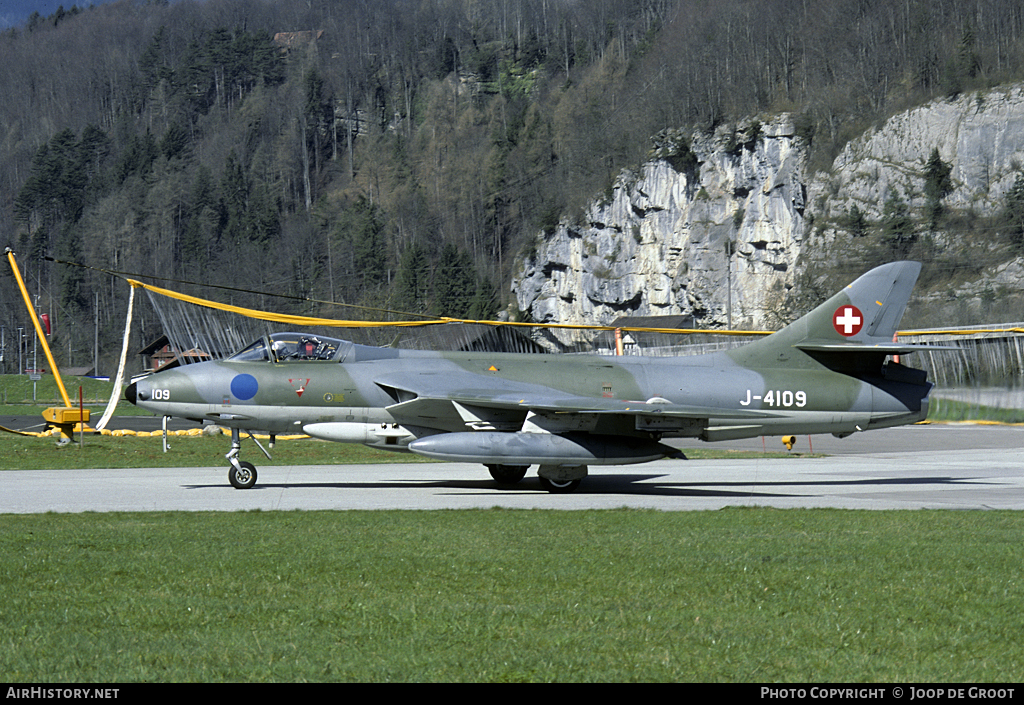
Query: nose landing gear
225 427 272 489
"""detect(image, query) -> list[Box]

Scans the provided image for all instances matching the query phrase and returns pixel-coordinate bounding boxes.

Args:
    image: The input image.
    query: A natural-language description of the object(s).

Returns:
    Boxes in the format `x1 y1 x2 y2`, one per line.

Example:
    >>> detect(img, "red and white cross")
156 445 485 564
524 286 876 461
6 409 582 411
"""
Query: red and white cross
832 306 863 336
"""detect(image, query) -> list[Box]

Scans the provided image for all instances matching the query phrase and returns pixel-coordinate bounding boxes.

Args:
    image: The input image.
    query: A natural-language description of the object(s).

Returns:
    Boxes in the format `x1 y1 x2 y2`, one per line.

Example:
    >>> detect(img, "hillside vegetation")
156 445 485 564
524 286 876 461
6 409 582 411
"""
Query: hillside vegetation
2 0 1024 374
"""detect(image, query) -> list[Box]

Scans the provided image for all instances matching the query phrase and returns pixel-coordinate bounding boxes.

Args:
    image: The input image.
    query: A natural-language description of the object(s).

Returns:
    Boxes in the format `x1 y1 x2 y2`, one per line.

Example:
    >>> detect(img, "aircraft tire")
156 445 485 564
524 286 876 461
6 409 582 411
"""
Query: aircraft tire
229 461 258 489
538 476 582 493
487 464 529 484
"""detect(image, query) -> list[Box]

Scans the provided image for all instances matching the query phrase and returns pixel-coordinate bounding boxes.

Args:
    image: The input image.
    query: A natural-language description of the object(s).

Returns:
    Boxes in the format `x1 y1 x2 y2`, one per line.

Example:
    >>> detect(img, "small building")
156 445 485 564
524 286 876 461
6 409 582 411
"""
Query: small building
593 315 700 354
138 335 211 372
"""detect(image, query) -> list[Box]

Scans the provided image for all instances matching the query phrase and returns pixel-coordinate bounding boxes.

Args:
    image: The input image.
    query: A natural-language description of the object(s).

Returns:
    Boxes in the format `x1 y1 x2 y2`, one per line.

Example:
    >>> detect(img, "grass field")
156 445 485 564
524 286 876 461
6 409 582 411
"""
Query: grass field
927 397 1024 424
1 508 1021 682
0 374 143 415
0 431 445 470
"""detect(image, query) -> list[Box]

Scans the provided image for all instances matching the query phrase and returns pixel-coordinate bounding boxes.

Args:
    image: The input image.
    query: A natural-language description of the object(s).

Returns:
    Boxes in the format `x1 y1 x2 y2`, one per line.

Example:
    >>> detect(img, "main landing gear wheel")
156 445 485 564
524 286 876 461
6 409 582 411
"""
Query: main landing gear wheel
229 461 257 489
538 476 582 493
487 464 529 485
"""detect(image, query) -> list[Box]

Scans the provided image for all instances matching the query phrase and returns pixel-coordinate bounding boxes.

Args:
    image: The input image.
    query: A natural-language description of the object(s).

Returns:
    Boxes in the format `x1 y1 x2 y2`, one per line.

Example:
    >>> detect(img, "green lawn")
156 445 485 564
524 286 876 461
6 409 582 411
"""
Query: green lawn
0 508 1021 682
927 397 1024 424
0 431 444 469
0 373 149 416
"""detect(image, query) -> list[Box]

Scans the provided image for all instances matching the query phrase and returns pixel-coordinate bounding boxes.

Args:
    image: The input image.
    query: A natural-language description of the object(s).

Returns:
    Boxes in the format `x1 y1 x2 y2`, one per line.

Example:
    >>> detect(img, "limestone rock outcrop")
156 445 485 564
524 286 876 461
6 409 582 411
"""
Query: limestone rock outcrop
512 85 1024 330
815 85 1024 221
513 115 806 330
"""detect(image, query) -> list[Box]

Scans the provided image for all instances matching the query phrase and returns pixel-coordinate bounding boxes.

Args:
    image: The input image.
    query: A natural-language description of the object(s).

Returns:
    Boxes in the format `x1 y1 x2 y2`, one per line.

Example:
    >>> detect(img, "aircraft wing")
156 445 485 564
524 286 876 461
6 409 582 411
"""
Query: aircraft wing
373 371 780 432
388 393 780 416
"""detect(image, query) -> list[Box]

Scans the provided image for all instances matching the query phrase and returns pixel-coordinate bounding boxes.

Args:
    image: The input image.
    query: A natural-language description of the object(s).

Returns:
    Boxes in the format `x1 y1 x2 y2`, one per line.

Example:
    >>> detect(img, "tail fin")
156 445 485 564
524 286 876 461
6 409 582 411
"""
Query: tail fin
732 261 931 367
792 260 922 350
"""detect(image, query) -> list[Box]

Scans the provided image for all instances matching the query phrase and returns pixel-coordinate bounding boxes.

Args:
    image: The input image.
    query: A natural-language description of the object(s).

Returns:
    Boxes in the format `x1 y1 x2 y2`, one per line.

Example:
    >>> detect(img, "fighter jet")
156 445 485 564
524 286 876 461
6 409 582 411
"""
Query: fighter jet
125 261 942 492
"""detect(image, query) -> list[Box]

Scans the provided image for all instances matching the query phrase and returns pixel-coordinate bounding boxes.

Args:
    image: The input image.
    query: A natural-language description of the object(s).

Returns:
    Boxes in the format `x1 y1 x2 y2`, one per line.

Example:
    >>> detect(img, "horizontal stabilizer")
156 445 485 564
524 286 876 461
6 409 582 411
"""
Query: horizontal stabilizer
795 340 957 355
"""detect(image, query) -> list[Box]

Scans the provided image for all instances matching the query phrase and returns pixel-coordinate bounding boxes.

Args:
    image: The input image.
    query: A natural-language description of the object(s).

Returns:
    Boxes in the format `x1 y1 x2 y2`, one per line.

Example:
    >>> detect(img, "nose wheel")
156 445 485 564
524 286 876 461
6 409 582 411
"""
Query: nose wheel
228 461 257 489
225 427 269 489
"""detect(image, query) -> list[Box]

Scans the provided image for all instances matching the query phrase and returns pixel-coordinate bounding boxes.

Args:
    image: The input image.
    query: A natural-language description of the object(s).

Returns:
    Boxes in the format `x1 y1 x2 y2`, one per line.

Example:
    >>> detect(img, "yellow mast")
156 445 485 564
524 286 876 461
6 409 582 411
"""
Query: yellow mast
6 248 72 408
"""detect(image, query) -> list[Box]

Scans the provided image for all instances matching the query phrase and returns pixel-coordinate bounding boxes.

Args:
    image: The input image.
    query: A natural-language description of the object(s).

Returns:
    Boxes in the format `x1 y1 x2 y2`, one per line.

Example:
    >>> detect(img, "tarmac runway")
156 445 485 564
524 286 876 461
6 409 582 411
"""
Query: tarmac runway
2 423 1022 514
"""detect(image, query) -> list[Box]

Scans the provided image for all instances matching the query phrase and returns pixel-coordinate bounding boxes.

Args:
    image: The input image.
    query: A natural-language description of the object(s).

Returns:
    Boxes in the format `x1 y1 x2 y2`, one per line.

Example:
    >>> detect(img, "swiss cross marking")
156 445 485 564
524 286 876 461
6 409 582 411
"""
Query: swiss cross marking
833 306 863 336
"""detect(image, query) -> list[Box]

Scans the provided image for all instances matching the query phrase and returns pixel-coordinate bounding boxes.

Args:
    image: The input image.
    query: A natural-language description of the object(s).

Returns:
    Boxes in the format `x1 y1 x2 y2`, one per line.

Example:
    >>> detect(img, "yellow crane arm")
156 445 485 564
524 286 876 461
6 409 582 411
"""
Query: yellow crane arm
6 248 72 408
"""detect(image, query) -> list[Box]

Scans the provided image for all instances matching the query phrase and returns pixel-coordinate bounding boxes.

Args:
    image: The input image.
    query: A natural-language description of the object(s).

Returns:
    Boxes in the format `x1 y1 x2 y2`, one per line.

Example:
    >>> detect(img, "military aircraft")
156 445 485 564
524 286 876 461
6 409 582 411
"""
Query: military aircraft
125 261 943 492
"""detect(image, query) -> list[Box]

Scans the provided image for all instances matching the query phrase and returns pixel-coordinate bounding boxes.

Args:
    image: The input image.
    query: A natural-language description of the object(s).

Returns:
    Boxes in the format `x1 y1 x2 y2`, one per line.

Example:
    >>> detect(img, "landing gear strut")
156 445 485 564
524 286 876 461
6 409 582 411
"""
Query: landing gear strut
225 427 272 489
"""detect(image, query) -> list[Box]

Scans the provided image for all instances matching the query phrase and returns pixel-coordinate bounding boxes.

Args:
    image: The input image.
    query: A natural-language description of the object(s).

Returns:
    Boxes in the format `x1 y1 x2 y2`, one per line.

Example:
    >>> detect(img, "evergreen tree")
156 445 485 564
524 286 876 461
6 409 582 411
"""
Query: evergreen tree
468 278 500 320
115 130 159 183
160 121 190 160
218 150 247 242
433 244 476 317
57 225 88 315
943 24 980 97
179 166 218 275
245 182 280 245
392 242 431 315
342 196 387 291
923 147 953 229
14 126 110 233
882 192 916 258
843 204 868 238
139 26 170 95
77 125 111 189
1002 172 1024 251
302 68 332 204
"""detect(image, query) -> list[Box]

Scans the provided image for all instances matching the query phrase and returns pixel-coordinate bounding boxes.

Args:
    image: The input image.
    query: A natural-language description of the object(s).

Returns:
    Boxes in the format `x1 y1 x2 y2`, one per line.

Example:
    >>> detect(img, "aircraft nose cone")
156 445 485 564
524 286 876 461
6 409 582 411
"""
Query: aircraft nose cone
125 382 137 405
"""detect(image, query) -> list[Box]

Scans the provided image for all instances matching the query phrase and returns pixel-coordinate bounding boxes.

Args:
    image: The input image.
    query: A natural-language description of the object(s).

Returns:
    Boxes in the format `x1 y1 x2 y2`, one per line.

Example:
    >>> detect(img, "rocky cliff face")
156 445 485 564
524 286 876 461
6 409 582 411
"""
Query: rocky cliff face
816 85 1024 220
513 115 807 330
512 85 1024 329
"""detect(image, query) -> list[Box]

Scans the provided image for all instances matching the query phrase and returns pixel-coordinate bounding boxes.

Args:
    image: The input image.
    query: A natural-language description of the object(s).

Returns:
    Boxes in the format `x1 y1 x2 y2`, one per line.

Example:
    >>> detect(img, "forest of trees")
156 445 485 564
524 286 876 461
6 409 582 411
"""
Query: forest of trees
3 0 1024 374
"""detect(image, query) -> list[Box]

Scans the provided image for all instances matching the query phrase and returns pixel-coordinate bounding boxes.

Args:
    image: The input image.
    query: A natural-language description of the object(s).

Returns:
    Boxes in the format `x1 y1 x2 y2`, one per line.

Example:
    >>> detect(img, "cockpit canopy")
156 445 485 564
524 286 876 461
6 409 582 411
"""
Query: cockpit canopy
228 333 351 363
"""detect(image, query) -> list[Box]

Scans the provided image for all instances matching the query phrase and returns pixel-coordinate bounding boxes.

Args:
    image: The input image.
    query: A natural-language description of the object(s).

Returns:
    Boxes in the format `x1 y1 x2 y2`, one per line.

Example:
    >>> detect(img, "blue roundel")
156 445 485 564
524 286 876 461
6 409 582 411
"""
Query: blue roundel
230 374 259 401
